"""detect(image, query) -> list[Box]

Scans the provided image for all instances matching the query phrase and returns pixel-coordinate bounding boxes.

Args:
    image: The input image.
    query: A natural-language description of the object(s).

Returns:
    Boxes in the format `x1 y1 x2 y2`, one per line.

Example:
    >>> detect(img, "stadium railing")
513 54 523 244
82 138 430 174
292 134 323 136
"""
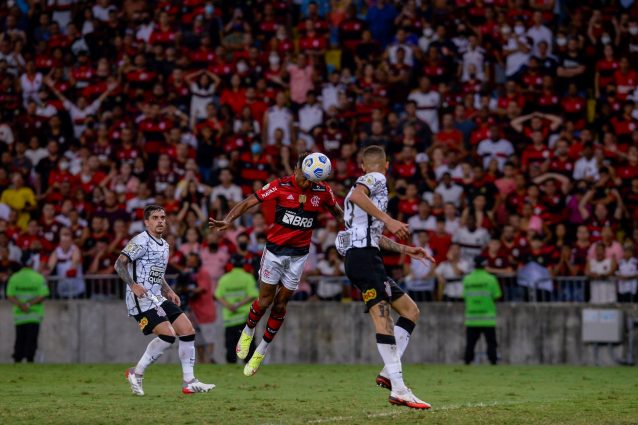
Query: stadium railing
0 274 635 303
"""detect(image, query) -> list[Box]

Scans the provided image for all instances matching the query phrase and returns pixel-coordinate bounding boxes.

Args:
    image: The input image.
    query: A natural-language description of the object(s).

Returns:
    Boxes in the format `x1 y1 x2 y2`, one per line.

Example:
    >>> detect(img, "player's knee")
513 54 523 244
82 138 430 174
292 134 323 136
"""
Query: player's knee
407 303 420 322
271 302 286 315
258 296 273 310
158 334 176 344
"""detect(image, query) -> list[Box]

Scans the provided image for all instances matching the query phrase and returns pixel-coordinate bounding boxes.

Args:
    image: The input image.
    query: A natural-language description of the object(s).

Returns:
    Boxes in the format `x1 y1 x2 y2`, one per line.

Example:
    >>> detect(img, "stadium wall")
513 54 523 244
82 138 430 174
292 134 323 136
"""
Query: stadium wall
1 302 637 366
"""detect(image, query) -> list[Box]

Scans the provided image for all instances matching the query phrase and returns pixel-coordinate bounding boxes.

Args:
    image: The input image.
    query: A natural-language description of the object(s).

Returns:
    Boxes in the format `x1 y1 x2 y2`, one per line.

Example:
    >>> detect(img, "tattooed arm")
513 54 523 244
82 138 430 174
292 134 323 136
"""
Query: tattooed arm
379 235 408 254
379 236 436 264
114 254 147 298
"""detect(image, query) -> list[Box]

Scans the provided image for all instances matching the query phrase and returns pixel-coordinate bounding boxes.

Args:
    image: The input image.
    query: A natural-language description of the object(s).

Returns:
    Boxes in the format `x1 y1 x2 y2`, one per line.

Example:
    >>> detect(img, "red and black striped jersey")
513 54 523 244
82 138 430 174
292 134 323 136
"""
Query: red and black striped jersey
254 175 336 256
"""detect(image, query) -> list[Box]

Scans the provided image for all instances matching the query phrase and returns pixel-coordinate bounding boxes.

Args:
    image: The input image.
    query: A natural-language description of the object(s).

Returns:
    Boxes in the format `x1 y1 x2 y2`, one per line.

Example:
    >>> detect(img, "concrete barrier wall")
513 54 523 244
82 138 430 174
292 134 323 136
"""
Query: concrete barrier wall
1 301 637 366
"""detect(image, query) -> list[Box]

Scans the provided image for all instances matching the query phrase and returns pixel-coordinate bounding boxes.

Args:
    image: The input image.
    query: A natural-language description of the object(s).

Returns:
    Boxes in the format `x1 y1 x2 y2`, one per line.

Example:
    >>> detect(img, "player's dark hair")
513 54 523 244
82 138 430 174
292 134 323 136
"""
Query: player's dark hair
144 204 165 220
296 151 312 169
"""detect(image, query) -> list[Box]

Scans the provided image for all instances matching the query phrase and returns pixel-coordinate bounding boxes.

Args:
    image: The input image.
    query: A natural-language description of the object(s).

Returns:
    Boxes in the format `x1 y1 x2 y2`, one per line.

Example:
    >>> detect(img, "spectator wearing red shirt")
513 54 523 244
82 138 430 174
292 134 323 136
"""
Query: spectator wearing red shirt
613 57 638 101
429 217 452 264
483 238 515 276
595 44 620 97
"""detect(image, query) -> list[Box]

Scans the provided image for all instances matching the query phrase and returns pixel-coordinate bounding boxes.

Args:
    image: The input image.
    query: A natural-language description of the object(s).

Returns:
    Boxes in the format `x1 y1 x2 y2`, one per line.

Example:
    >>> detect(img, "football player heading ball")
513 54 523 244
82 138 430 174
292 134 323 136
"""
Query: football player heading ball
209 152 343 376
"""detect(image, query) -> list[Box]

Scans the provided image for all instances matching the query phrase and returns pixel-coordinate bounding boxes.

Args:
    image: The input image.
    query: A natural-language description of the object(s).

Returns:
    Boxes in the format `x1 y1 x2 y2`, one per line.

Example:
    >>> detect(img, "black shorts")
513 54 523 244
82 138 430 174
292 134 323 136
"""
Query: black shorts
133 301 183 335
345 248 405 312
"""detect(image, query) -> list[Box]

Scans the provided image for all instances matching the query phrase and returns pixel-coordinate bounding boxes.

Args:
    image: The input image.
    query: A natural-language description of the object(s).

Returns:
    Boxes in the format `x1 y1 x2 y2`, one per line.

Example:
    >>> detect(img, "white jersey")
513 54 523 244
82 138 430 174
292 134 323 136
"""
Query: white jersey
336 172 388 255
616 257 638 295
121 231 170 316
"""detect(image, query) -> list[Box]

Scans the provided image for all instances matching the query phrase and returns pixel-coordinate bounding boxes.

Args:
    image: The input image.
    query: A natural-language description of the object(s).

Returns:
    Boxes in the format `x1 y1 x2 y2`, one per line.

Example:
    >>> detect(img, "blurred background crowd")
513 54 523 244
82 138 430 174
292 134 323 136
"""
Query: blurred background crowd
1 0 638 305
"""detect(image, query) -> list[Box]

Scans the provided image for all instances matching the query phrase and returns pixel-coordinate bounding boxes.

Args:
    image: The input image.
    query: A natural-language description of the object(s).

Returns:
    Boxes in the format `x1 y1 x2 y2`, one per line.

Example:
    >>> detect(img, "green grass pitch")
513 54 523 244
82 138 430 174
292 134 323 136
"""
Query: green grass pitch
1 364 637 424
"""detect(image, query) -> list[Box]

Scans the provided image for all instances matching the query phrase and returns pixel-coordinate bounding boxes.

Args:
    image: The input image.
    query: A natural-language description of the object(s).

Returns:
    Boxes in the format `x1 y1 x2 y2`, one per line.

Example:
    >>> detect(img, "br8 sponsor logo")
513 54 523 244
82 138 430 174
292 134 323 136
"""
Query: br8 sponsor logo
148 265 164 284
282 212 314 228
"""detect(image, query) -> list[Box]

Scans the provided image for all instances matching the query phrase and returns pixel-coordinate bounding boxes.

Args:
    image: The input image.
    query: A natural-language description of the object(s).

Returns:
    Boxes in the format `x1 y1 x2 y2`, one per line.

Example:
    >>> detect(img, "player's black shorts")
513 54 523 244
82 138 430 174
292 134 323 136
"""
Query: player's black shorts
133 301 183 335
344 247 405 312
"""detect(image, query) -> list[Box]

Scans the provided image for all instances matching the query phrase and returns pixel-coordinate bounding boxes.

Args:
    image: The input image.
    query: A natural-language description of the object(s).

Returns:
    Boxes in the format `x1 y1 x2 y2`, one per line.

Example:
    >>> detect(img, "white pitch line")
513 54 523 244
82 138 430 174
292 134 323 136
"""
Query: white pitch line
305 400 521 424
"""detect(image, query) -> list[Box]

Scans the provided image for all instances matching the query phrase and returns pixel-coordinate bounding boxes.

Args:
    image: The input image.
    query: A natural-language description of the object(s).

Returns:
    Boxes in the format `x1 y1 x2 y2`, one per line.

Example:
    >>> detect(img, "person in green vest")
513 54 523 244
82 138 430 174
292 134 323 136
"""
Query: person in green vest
215 254 259 363
462 255 501 365
6 251 49 363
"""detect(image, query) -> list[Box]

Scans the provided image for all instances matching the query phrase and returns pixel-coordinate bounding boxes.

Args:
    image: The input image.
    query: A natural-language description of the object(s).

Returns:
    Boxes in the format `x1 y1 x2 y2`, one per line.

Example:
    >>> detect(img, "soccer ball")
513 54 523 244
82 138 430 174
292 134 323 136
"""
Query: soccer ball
302 152 332 182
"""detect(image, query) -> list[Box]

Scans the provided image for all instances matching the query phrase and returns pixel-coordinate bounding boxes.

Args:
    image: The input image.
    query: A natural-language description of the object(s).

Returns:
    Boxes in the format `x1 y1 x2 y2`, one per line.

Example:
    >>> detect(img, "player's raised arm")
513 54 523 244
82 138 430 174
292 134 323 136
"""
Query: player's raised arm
114 254 147 298
349 184 410 240
209 194 261 231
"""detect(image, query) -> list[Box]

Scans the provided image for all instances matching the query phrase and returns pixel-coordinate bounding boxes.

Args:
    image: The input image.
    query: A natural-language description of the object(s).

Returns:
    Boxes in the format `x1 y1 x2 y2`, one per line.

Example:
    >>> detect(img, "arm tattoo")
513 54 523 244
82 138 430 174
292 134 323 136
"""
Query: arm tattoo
379 236 407 254
114 255 135 288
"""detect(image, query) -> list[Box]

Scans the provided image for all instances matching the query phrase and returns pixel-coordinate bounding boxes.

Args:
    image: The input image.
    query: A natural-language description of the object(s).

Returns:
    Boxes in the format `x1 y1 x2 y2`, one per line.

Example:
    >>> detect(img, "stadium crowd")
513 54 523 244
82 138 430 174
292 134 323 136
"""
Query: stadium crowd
1 0 638 304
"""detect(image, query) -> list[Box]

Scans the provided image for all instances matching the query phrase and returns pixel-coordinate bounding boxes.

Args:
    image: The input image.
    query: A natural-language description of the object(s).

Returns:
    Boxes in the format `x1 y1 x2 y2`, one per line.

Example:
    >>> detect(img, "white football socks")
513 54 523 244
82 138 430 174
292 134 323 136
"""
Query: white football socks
135 336 173 375
256 339 270 356
178 336 196 382
243 325 256 337
381 325 412 377
376 334 408 393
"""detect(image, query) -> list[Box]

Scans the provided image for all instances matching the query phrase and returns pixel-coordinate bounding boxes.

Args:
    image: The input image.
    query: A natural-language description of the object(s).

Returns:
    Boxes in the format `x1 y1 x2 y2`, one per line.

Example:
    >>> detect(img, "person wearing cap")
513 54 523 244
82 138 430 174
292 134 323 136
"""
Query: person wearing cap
6 251 49 363
214 254 259 363
462 255 501 365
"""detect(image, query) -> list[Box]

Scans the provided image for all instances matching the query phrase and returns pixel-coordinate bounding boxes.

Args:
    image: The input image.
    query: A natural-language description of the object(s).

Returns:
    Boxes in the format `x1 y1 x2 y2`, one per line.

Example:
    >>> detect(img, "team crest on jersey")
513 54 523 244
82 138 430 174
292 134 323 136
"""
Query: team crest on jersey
311 195 320 207
363 289 377 303
298 195 307 204
139 317 148 330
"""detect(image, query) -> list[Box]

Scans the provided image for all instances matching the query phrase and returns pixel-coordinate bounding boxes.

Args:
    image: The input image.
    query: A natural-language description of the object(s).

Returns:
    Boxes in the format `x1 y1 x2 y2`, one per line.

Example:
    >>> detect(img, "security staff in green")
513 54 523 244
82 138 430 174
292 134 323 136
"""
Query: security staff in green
214 255 259 363
6 252 49 363
462 256 501 365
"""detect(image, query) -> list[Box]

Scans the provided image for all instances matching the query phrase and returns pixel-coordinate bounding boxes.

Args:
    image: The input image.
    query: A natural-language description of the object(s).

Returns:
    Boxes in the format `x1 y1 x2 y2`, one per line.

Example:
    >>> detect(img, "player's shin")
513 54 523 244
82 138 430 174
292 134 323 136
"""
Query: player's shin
376 333 408 393
256 309 286 355
178 334 196 382
243 300 267 337
135 335 175 375
381 317 416 378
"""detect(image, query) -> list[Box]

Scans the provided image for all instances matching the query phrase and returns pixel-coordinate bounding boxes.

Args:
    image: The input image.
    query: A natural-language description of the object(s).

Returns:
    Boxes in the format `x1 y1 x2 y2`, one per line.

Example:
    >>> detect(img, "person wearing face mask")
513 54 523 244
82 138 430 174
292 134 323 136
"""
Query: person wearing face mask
237 142 273 195
503 19 531 78
418 25 435 53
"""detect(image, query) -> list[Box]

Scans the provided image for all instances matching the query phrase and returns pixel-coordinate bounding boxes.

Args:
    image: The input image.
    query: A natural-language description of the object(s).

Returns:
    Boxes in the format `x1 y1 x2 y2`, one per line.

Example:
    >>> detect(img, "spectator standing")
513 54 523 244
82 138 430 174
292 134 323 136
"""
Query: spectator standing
287 54 314 109
517 254 555 302
179 253 217 364
315 246 346 301
214 255 258 364
587 242 617 304
47 227 84 299
1 173 36 230
6 252 49 363
462 256 501 365
453 215 490 263
403 231 436 301
408 77 440 133
436 244 471 302
616 243 638 303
